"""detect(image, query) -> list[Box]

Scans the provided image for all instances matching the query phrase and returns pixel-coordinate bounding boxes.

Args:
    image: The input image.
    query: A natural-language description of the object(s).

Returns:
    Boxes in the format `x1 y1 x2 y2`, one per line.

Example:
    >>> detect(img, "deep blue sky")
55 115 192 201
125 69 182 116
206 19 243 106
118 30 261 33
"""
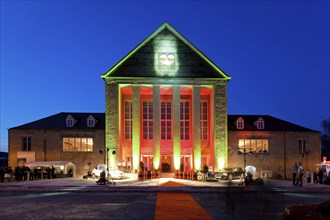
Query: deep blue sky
1 1 329 152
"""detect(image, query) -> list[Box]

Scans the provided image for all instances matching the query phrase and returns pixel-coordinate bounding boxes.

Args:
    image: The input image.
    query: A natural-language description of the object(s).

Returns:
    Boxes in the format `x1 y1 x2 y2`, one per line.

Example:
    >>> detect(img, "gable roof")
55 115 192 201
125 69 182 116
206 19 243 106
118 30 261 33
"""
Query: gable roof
228 115 318 132
9 112 105 130
10 112 318 133
101 22 231 80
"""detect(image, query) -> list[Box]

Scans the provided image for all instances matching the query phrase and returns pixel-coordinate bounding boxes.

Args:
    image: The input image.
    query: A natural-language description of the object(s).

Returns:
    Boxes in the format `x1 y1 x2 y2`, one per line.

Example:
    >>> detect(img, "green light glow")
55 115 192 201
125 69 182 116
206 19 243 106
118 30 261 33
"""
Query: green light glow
173 86 181 170
101 22 231 81
218 157 225 169
153 86 160 171
109 151 116 168
153 158 160 170
195 157 201 171
132 86 140 172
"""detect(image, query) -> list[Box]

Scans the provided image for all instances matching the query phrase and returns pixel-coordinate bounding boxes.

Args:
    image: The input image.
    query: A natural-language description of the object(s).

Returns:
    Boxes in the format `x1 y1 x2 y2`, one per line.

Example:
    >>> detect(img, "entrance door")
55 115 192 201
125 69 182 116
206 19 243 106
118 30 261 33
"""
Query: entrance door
181 155 191 172
161 156 172 172
141 155 153 171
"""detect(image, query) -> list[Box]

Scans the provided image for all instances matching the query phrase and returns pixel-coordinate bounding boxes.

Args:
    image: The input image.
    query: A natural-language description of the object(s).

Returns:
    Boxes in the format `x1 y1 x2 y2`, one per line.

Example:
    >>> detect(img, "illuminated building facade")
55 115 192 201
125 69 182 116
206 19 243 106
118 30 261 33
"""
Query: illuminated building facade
102 23 231 173
7 23 321 178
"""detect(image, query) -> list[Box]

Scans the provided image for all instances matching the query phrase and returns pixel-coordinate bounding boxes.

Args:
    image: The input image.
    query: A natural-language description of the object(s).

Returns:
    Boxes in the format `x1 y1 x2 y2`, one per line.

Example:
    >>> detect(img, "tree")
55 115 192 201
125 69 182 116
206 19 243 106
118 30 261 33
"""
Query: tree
321 118 330 159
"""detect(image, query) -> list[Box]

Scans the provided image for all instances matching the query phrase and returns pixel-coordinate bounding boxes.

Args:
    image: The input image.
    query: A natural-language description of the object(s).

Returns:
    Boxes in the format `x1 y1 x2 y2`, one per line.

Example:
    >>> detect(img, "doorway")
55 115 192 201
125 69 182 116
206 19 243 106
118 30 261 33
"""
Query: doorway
161 156 172 173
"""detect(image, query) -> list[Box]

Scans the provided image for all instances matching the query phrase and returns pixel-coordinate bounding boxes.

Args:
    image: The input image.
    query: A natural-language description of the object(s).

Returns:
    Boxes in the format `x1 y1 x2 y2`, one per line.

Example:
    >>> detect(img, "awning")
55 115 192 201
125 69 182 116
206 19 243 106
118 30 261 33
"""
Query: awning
25 161 74 167
25 161 76 177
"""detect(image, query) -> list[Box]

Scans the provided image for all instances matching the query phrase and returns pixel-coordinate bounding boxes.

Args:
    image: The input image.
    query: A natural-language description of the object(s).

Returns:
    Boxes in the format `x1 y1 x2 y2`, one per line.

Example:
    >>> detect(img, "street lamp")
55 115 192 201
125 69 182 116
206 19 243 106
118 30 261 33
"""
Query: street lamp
99 147 111 181
237 147 254 185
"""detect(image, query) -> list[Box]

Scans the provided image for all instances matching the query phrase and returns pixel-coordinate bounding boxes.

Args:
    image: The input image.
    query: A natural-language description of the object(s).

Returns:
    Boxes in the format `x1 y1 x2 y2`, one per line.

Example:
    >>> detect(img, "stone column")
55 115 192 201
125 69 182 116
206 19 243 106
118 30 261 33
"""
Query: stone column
132 85 141 172
193 86 201 171
105 82 119 168
213 81 228 170
153 86 160 171
173 85 181 171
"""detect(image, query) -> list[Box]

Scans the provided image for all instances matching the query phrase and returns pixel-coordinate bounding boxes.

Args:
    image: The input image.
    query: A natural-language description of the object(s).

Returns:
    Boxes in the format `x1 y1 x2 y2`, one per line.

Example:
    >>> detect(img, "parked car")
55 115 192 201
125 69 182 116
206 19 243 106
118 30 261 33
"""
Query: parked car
283 200 330 220
215 167 244 180
92 164 125 179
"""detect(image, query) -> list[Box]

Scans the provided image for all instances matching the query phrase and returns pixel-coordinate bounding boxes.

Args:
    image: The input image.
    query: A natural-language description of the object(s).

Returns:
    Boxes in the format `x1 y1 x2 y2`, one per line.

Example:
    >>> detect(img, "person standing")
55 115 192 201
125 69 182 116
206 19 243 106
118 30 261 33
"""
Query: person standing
318 168 324 184
297 162 304 186
292 162 298 186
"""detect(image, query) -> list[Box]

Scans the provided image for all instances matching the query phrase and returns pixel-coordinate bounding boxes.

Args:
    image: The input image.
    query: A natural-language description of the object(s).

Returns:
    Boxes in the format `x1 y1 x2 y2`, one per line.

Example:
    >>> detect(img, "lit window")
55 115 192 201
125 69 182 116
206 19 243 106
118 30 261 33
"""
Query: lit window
161 102 172 140
200 101 208 140
256 117 265 129
63 137 93 152
236 117 244 129
180 101 190 140
298 139 307 154
143 101 153 139
22 137 31 151
239 139 268 153
124 101 132 140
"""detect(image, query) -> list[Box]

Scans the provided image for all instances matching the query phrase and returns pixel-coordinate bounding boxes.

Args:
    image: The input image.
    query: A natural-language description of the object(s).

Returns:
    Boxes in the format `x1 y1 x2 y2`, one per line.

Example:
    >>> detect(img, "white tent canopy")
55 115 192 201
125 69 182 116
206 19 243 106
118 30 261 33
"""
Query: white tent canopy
25 161 76 177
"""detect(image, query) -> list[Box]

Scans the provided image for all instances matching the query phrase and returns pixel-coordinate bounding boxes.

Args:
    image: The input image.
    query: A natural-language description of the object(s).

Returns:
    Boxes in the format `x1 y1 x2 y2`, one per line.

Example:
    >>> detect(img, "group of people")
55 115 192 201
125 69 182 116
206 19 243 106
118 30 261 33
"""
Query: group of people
292 162 329 186
0 165 56 182
292 162 304 186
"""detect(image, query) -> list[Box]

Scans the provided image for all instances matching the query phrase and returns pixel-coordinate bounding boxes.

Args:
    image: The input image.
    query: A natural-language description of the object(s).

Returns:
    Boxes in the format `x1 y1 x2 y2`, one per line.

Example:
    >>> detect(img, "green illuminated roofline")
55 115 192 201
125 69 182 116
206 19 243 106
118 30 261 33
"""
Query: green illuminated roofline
101 22 231 80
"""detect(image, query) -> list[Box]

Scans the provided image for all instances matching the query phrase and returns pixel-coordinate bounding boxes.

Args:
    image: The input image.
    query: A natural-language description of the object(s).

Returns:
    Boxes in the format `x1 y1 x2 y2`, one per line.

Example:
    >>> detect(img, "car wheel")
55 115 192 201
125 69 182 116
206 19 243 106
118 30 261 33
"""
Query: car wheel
197 174 204 181
92 173 96 179
228 174 233 180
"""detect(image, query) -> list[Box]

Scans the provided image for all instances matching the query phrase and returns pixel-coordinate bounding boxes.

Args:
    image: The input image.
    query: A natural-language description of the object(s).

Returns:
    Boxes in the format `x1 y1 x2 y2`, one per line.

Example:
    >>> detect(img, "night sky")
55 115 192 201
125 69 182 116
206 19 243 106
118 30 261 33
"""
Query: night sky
1 1 329 152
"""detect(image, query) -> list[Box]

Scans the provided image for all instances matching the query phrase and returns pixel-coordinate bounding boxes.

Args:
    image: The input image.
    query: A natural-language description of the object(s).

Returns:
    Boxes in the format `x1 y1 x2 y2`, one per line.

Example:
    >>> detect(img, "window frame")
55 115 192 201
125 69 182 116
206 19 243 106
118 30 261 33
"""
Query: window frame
239 138 269 153
124 100 132 140
236 117 244 129
22 137 32 151
63 137 94 152
298 139 307 154
142 101 153 140
200 100 208 140
161 101 172 140
180 100 190 140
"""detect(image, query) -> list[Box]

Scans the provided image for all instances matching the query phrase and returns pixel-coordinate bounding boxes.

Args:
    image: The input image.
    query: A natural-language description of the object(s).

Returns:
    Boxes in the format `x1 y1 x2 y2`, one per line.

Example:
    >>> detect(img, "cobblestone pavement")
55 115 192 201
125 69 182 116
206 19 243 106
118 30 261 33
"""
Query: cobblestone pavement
1 175 330 220
1 174 330 193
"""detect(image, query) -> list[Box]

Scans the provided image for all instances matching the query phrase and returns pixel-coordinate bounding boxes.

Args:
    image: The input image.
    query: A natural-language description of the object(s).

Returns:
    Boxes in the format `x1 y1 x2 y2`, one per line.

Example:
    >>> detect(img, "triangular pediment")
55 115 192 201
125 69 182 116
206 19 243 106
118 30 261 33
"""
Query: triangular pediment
101 22 231 80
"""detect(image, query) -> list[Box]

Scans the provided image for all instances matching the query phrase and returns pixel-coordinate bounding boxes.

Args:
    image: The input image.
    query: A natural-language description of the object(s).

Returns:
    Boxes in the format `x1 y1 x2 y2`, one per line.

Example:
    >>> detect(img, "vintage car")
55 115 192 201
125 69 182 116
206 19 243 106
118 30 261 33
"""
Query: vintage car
283 200 330 220
215 167 244 180
92 164 125 179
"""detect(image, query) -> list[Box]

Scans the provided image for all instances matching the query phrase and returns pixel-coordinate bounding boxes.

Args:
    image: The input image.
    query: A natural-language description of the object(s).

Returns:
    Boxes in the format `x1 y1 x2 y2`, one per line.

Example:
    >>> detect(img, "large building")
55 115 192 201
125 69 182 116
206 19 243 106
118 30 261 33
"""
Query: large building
8 23 321 178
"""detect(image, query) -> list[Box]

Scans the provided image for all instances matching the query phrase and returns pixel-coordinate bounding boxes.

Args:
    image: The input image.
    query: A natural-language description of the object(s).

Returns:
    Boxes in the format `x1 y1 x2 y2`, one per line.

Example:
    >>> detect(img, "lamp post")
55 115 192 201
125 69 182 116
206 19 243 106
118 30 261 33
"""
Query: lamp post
237 146 254 185
99 147 110 181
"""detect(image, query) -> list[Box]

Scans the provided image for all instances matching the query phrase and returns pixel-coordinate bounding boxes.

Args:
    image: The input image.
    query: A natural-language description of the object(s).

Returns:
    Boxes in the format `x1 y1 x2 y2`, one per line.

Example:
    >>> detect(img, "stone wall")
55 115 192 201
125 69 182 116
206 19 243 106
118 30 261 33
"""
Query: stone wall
8 129 105 176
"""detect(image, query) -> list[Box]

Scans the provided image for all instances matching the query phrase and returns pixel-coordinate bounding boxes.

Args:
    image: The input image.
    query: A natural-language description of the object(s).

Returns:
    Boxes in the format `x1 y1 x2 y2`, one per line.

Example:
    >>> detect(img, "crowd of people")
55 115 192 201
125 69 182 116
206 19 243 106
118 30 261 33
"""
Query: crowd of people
0 165 56 183
291 162 330 186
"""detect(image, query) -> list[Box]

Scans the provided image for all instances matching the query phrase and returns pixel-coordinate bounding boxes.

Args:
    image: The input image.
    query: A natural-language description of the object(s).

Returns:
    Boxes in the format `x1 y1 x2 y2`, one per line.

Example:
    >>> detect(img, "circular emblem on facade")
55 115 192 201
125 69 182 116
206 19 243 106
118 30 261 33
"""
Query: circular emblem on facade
159 53 175 66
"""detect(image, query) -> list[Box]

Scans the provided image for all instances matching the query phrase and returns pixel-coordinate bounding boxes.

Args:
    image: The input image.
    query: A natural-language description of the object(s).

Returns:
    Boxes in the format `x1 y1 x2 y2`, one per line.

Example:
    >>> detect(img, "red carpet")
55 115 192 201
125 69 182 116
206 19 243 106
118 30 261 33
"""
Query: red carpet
155 180 213 220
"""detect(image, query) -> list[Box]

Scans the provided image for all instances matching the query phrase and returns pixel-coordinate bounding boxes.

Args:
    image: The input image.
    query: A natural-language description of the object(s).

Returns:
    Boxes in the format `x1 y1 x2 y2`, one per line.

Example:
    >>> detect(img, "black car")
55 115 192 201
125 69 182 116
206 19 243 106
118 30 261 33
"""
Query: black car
215 167 244 180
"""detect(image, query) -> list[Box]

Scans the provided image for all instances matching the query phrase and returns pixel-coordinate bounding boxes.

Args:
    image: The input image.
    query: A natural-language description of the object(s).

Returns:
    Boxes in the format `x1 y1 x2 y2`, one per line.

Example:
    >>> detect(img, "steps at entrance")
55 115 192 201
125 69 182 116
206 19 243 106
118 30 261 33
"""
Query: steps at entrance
160 172 175 178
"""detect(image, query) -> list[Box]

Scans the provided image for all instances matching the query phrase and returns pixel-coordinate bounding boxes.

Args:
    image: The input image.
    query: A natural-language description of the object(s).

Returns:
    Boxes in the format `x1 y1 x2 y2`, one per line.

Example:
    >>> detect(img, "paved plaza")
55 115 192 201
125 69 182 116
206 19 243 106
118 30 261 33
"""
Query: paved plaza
1 174 330 193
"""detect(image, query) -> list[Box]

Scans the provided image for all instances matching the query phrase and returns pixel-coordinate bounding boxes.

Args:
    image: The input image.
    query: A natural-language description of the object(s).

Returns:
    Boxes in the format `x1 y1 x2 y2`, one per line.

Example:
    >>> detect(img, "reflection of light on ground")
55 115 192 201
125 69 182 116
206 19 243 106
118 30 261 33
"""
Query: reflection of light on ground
284 192 326 199
103 203 127 206
10 192 70 200
62 186 89 191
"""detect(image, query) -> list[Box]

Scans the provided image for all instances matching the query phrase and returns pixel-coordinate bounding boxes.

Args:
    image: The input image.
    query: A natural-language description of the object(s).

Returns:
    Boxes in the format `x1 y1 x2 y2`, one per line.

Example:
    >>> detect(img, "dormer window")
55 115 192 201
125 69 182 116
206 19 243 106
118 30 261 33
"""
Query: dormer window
66 114 76 127
87 115 97 128
236 117 244 129
256 117 265 129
